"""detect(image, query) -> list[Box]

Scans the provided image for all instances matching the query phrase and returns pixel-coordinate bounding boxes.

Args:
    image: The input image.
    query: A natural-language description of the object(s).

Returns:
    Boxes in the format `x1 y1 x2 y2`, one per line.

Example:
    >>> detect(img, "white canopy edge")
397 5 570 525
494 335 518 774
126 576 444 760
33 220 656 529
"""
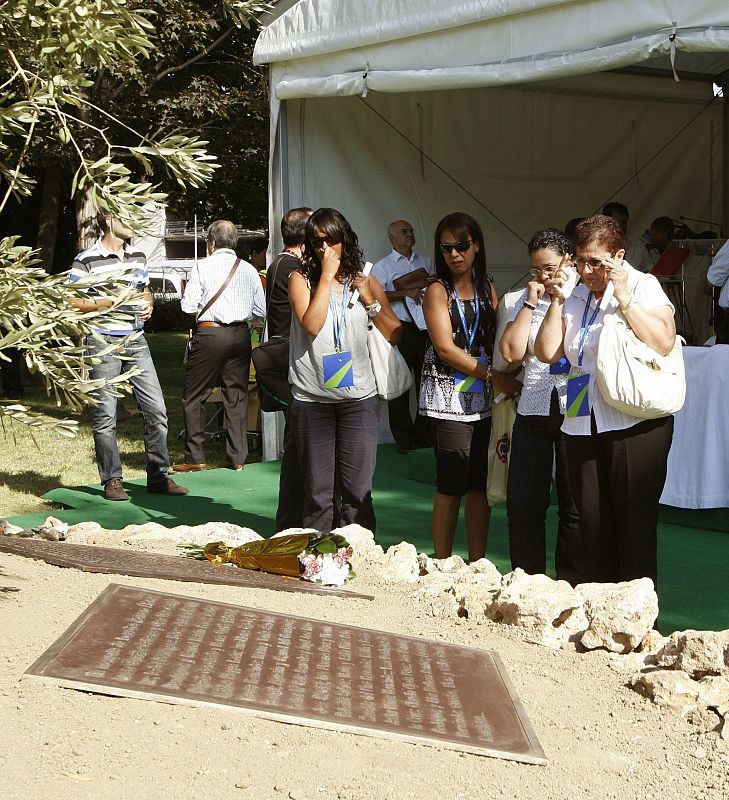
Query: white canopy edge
271 29 729 99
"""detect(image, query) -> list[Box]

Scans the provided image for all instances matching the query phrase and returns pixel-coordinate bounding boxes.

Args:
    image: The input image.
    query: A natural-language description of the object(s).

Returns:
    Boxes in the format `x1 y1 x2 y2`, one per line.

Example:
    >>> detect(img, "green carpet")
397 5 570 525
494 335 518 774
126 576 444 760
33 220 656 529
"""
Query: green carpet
8 444 728 635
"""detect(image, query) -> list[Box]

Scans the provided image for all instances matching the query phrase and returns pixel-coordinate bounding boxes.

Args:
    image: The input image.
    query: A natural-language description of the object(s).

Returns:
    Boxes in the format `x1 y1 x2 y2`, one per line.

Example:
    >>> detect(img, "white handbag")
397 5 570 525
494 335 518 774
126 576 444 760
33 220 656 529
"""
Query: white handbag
595 312 686 419
486 396 517 507
367 322 413 400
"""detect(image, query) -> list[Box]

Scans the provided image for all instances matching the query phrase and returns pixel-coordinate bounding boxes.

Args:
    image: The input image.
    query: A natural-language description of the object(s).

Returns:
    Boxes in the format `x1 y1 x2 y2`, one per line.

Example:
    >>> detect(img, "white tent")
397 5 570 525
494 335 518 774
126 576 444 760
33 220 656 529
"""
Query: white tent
253 1 729 455
254 1 729 269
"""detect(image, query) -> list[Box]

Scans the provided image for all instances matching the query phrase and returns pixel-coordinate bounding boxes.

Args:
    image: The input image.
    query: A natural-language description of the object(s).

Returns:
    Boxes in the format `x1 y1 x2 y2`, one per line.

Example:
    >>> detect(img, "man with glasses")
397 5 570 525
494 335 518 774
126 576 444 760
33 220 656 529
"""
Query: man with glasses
372 219 434 453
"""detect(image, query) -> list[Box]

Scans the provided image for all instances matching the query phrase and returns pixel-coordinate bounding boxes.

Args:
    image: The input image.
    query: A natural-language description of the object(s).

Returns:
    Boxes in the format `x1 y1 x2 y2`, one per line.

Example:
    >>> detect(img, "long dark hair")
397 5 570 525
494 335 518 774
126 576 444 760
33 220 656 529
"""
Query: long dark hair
300 208 364 284
433 212 490 303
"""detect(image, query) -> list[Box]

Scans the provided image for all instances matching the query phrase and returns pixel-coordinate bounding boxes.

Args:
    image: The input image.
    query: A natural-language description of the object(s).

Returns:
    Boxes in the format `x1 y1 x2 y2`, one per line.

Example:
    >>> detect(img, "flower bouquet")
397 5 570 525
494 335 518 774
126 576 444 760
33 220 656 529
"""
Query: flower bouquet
179 532 355 587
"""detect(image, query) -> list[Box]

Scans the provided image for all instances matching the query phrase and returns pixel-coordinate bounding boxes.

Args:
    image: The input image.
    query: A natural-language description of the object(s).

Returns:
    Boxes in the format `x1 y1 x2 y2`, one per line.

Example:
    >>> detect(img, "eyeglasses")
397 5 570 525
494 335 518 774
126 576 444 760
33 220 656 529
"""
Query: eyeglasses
530 267 558 278
575 253 615 270
439 239 474 255
311 235 338 248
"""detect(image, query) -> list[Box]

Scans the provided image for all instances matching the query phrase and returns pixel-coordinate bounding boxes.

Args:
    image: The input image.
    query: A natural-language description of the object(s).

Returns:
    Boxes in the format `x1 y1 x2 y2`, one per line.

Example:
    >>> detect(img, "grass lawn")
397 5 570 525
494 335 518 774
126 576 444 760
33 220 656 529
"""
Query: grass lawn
0 331 258 519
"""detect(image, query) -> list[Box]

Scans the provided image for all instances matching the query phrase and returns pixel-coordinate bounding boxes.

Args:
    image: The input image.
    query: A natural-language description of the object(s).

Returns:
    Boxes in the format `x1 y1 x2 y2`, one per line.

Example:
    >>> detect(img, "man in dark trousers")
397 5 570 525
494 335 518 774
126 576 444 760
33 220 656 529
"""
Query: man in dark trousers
266 207 312 530
175 220 265 472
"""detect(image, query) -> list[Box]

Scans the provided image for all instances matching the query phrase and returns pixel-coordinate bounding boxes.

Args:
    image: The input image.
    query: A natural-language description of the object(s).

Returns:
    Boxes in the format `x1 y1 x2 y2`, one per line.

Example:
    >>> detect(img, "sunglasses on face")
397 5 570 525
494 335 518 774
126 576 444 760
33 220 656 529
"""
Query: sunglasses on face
311 235 338 248
575 253 615 270
439 239 474 255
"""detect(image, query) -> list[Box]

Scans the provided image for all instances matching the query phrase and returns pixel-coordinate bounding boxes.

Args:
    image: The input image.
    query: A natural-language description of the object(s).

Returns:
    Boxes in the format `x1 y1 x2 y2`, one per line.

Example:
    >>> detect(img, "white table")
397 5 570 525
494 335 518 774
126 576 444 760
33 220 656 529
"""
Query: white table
661 345 729 509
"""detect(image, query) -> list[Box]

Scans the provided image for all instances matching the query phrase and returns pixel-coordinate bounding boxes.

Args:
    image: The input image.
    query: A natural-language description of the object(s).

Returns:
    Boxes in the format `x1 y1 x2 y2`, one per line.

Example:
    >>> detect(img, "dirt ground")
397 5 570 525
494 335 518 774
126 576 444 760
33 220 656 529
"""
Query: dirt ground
1 536 727 800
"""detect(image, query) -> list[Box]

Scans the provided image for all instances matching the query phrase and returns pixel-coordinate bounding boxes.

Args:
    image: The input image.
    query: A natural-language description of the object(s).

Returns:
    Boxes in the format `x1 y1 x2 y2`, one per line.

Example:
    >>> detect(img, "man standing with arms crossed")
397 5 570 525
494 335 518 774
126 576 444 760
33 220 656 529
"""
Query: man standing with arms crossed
372 219 434 453
69 209 188 500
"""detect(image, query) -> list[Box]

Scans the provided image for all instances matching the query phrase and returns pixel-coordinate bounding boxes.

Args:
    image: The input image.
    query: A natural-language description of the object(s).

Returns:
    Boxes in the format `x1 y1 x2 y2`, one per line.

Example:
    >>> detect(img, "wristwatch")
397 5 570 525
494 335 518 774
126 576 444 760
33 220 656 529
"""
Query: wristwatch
365 300 382 318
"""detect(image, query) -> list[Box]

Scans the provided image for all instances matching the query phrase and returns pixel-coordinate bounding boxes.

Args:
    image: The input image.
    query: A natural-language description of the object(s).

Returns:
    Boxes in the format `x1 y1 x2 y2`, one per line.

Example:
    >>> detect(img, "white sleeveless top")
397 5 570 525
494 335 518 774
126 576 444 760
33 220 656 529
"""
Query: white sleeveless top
289 281 377 403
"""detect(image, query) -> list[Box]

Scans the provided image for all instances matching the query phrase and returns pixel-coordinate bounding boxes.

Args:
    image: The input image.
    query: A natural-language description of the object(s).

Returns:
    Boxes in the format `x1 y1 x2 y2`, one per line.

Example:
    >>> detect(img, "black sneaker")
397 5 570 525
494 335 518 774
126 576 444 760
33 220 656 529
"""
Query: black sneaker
147 478 189 496
104 478 129 501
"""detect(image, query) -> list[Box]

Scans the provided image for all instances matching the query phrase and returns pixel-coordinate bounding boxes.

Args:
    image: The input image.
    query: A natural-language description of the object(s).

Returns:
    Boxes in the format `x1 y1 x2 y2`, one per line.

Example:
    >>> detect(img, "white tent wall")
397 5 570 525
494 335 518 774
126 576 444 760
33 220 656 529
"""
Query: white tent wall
279 72 722 297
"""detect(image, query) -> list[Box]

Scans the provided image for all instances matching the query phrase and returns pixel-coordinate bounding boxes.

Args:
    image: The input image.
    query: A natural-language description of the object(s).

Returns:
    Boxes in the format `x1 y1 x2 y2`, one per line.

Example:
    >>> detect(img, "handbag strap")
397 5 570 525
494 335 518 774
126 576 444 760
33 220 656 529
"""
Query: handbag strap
196 257 241 322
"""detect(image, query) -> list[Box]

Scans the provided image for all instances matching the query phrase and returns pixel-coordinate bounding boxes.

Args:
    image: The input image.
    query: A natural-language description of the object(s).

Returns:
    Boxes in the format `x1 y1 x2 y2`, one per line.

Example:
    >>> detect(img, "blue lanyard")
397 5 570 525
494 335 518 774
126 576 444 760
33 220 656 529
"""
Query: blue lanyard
453 285 480 354
577 293 601 368
329 279 349 352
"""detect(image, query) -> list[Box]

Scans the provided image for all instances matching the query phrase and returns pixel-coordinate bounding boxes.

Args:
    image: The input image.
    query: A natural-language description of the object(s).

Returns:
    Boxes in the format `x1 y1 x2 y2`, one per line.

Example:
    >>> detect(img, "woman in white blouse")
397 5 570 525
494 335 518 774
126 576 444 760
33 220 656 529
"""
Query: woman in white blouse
534 215 675 586
499 229 582 585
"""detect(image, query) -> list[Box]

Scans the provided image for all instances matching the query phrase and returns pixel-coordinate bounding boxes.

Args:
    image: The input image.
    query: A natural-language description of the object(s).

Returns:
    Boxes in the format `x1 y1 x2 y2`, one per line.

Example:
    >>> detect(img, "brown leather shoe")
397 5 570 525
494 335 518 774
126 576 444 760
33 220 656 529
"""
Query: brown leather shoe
104 478 129 501
172 462 207 472
147 479 189 496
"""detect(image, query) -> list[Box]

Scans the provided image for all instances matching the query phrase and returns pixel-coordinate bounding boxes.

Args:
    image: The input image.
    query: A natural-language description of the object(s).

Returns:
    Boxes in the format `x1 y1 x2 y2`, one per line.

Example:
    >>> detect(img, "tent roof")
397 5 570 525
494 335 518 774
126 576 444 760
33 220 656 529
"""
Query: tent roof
253 0 729 97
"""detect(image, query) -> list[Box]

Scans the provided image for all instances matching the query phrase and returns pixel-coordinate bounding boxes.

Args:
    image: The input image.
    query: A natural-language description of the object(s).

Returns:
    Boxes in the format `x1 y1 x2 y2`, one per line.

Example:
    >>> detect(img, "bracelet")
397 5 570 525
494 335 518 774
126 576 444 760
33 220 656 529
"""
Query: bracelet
523 301 537 311
621 299 634 315
365 300 382 318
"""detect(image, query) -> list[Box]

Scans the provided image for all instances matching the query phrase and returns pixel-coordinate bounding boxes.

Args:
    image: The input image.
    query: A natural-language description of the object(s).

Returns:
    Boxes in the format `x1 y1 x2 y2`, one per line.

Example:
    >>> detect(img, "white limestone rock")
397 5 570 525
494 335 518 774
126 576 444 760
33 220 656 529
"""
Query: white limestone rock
697 676 729 709
487 568 588 649
638 629 668 655
469 558 502 583
0 520 24 536
331 524 385 567
633 670 704 709
417 552 434 575
123 521 261 547
576 578 659 654
65 521 104 542
379 541 420 583
42 516 69 536
431 555 469 574
460 580 501 622
656 630 729 679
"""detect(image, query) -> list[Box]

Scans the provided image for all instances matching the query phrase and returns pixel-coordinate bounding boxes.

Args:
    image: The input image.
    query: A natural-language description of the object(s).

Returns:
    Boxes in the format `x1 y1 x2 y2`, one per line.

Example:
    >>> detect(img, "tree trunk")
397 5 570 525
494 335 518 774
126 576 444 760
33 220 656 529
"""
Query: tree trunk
75 182 97 251
36 165 63 272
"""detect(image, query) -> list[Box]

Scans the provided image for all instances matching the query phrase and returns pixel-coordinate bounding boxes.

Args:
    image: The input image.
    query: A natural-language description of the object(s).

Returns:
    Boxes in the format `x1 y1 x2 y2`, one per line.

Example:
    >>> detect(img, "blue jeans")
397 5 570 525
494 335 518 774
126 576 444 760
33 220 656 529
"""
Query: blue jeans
87 333 170 485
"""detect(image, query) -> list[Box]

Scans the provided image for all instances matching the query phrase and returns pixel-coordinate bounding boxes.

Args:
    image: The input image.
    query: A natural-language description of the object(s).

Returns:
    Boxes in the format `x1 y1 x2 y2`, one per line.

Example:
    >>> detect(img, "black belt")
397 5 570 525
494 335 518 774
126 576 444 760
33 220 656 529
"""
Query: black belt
197 321 245 329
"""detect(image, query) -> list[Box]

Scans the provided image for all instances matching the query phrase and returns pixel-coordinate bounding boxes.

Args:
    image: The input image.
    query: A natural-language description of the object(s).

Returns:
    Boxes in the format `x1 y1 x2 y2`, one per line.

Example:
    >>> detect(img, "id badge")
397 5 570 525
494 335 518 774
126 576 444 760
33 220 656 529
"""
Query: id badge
454 357 485 394
323 351 354 389
566 372 590 418
549 356 570 375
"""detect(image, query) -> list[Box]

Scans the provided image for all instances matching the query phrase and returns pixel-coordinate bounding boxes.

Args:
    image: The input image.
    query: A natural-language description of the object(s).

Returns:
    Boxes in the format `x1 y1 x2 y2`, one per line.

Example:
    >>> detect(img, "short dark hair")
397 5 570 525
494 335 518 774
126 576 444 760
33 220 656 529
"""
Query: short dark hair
528 228 573 256
574 215 625 253
433 212 490 301
281 207 313 247
564 217 585 240
650 216 674 234
96 208 111 233
207 220 238 250
248 236 268 255
602 201 629 219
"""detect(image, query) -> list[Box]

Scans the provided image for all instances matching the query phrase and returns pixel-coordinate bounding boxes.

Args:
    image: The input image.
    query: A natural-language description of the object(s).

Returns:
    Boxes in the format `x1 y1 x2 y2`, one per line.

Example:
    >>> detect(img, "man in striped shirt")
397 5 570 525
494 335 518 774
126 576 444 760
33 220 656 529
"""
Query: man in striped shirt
174 219 265 472
69 209 188 501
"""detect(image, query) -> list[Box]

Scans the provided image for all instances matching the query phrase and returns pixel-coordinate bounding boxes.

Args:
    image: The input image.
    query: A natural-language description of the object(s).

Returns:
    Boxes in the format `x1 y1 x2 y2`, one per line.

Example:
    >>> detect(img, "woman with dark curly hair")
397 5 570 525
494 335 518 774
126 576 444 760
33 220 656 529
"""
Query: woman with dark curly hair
499 228 582 584
288 208 401 534
420 212 521 561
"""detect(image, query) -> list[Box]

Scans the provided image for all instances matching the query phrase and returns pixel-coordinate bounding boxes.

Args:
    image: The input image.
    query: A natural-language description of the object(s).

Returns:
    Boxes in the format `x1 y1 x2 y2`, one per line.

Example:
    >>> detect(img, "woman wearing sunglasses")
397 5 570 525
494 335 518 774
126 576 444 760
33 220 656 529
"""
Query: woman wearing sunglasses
420 212 520 561
499 228 582 585
288 208 401 534
534 215 675 586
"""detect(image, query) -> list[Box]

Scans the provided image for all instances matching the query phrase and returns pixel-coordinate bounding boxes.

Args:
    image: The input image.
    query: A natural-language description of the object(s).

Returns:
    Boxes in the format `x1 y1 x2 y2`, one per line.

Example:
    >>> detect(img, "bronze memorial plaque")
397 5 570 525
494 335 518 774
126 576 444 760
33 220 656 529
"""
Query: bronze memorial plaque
0 537 371 600
26 584 546 763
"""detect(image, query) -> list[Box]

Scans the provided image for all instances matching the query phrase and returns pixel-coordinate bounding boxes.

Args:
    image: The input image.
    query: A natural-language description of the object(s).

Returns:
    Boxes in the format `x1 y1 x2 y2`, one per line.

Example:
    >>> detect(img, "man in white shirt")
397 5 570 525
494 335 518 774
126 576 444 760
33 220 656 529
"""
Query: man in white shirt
372 219 434 452
707 239 729 344
175 220 265 472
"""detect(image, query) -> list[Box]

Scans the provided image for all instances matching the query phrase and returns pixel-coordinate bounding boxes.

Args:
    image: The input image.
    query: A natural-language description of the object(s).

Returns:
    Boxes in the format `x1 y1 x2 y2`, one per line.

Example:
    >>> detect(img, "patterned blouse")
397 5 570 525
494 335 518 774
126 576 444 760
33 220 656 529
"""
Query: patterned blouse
419 279 496 422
